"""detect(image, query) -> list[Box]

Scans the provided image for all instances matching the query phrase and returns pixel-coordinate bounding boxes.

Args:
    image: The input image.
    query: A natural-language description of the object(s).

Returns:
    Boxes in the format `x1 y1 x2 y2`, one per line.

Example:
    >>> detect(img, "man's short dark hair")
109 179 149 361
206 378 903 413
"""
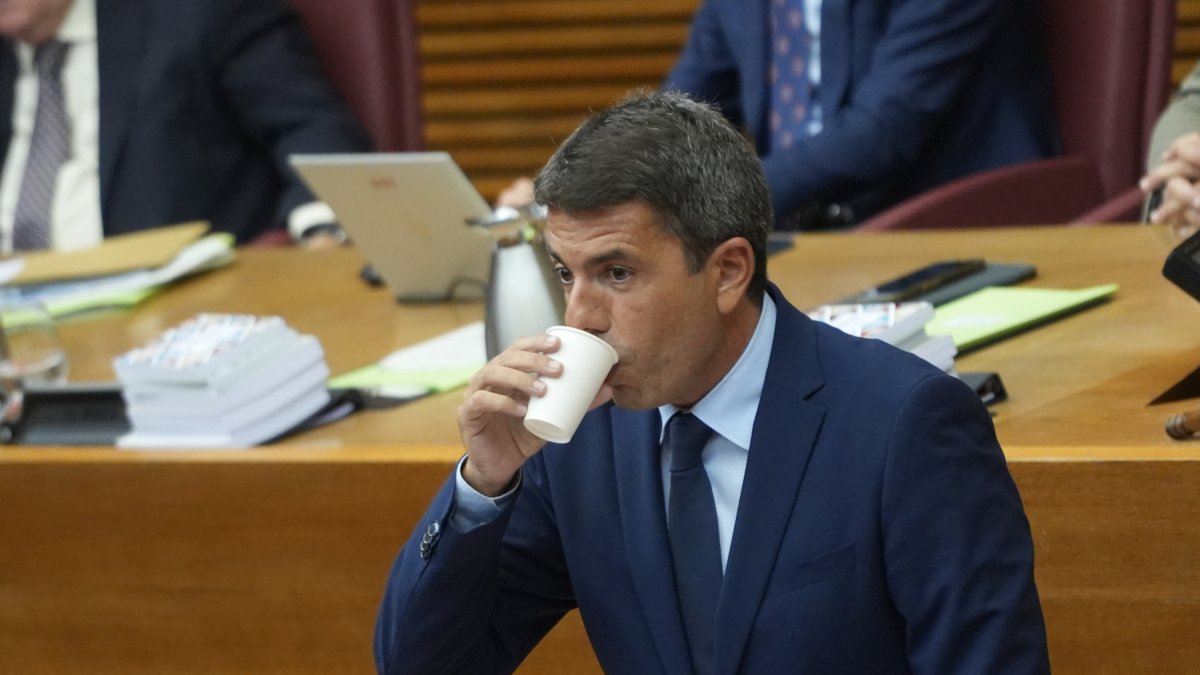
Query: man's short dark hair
533 90 773 301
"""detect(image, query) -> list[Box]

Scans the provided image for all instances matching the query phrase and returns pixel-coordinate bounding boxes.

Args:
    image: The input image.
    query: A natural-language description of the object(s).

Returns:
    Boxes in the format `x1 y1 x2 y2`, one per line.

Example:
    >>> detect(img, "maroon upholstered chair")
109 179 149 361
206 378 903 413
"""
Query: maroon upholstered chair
289 0 425 152
250 0 425 246
856 0 1174 231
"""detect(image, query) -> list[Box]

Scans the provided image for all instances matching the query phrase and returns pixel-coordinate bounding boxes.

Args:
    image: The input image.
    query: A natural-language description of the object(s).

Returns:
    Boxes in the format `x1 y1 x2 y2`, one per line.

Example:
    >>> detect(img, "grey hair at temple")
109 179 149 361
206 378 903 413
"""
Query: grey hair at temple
533 90 774 302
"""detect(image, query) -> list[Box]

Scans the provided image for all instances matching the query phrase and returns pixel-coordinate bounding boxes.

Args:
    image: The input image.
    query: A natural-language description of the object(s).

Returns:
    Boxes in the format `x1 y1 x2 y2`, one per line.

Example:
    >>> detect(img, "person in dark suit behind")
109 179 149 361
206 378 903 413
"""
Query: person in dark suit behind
665 0 1061 229
0 0 371 253
374 91 1049 674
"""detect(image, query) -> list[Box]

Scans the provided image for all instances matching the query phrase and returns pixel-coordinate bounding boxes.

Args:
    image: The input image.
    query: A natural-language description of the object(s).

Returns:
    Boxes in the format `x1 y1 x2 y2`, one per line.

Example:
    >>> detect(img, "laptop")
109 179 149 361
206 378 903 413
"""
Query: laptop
289 152 492 302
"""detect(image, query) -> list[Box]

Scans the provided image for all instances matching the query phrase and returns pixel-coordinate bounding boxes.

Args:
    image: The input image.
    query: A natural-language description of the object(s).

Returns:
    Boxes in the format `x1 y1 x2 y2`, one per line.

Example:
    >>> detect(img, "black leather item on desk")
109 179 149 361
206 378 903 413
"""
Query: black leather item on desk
915 262 1036 306
6 383 130 446
360 263 385 287
781 202 856 231
829 262 1036 307
4 386 375 447
959 371 1007 406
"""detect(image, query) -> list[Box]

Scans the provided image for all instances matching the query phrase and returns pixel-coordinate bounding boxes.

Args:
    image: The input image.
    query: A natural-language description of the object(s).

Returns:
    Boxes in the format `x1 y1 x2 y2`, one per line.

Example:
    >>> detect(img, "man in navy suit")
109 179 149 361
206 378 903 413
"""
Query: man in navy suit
665 0 1060 229
0 0 370 251
375 91 1049 674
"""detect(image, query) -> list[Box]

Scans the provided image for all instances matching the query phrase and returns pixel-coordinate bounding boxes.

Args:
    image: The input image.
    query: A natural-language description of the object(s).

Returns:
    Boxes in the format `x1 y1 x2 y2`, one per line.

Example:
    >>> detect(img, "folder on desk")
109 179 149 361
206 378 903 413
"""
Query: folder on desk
2 223 233 320
926 284 1118 352
9 221 210 284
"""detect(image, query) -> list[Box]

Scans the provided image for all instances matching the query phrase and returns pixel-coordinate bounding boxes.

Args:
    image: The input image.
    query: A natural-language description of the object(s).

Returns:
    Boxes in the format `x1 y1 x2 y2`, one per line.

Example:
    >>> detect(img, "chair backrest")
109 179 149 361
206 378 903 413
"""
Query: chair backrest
289 0 424 152
1039 0 1174 198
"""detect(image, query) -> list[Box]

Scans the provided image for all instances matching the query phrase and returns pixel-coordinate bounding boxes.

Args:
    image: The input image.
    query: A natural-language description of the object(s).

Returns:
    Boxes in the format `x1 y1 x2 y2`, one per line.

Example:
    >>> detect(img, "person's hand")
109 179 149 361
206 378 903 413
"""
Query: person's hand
496 178 535 208
458 332 614 495
299 231 345 250
1141 132 1200 227
458 333 562 496
297 223 349 250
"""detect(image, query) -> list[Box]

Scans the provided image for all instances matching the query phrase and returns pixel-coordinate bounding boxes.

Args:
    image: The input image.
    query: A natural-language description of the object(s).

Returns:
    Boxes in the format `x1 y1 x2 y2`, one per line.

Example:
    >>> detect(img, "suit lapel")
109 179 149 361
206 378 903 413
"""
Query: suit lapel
95 0 148 223
612 406 693 674
819 0 852 111
0 42 15 166
743 0 769 151
715 288 826 674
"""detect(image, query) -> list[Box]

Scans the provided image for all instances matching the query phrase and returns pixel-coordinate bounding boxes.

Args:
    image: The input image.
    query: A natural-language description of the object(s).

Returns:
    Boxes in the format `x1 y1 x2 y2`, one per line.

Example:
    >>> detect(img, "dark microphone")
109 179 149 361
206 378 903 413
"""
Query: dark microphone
1165 407 1200 440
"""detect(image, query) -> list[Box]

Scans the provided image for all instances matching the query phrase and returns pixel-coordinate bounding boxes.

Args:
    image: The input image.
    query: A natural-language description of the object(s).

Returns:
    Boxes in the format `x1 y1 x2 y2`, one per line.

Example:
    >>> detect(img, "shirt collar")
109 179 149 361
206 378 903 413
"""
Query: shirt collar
14 0 95 66
659 293 777 451
58 0 96 43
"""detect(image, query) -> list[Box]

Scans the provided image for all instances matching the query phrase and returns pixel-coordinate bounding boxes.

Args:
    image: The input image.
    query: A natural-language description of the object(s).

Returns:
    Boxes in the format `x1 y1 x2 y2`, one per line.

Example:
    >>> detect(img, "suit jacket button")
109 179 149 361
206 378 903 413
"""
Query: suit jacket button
419 520 442 559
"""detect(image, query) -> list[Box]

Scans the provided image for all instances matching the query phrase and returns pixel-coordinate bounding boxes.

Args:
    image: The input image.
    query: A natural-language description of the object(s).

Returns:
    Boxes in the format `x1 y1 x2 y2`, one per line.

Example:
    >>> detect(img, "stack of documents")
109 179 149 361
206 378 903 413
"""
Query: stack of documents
810 301 957 373
114 314 330 449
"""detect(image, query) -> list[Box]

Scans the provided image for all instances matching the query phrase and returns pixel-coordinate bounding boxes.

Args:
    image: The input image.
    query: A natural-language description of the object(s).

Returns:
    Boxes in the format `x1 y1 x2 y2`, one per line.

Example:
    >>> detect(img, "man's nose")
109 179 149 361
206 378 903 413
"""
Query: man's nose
563 282 609 335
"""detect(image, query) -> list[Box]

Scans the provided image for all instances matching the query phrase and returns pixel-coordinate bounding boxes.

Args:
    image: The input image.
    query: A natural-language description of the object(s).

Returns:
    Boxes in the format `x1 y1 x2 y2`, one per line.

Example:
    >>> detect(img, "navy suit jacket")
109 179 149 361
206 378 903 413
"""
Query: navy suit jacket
665 0 1061 226
375 286 1050 674
0 0 371 243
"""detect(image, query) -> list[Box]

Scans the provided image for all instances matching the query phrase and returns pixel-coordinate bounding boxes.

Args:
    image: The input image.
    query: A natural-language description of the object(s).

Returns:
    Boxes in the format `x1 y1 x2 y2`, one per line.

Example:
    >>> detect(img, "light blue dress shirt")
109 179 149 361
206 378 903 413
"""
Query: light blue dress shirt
803 0 824 136
658 295 775 571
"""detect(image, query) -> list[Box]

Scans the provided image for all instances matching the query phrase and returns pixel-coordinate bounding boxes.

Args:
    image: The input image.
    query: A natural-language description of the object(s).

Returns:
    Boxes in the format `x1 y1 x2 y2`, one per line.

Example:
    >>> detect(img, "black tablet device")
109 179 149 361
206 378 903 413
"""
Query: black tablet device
1163 227 1200 303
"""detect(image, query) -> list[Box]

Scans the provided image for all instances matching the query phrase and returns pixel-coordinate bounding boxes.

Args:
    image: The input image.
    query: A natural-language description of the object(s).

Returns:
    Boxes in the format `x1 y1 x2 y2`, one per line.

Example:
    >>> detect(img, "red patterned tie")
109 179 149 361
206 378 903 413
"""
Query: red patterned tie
768 0 815 152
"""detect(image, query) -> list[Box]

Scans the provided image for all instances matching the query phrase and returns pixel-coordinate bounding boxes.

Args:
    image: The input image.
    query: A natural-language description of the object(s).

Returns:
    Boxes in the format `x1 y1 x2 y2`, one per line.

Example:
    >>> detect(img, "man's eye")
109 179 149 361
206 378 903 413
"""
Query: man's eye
607 267 632 283
554 266 574 284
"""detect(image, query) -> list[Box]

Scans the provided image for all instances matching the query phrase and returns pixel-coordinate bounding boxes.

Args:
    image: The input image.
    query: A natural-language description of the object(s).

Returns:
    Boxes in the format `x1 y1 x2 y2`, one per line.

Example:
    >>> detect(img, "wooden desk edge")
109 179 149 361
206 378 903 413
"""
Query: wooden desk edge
3 444 1200 464
0 444 465 464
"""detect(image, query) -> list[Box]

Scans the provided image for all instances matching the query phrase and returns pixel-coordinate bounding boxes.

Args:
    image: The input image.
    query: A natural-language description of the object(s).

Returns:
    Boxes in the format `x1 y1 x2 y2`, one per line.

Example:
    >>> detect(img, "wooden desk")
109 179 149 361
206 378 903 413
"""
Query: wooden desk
2 225 1199 673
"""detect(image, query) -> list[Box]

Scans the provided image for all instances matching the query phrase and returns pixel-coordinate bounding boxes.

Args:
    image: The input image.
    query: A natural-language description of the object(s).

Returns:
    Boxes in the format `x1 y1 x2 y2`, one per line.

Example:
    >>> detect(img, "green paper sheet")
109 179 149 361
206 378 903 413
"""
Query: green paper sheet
926 284 1118 351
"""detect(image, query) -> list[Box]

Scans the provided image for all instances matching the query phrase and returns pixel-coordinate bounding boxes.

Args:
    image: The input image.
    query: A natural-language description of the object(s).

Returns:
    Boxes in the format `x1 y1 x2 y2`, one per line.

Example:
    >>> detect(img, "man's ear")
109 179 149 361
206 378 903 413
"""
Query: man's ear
709 237 754 314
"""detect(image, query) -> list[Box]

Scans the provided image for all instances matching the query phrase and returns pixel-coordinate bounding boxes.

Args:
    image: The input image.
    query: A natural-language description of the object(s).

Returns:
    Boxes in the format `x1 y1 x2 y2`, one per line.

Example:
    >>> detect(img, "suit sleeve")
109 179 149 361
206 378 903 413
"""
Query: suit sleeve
663 0 745 129
203 0 372 227
1147 61 1200 174
374 456 576 675
881 374 1050 674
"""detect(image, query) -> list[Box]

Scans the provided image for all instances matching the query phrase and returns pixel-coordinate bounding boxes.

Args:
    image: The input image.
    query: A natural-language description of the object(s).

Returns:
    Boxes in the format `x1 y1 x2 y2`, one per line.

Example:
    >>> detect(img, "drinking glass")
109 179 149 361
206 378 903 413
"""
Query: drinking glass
0 299 69 430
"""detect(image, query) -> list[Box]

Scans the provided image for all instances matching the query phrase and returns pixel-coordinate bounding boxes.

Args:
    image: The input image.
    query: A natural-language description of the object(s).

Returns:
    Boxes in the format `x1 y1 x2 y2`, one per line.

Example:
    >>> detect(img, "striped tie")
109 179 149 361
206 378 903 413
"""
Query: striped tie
13 40 71 251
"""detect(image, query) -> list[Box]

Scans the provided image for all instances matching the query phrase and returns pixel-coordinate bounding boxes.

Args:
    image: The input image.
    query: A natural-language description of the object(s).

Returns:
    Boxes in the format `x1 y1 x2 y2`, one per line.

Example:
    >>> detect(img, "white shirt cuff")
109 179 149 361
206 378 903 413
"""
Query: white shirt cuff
287 201 337 240
450 455 522 531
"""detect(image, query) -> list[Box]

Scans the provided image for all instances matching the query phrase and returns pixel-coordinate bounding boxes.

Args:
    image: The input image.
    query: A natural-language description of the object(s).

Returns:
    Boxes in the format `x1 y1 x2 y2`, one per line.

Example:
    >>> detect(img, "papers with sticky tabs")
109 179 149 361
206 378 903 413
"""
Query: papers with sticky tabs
926 284 1118 352
114 313 332 449
328 321 487 396
808 301 934 346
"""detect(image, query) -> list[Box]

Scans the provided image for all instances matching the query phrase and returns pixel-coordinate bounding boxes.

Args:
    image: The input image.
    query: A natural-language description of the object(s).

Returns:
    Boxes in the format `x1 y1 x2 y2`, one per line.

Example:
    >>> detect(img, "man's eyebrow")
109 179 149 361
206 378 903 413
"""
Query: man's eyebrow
588 249 632 266
543 246 633 267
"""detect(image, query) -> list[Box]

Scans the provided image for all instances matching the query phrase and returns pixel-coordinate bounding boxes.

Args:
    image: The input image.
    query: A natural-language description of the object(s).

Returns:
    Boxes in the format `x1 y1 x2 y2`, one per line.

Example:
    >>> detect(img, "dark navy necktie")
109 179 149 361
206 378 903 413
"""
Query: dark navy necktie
13 39 71 251
666 411 721 675
768 0 814 153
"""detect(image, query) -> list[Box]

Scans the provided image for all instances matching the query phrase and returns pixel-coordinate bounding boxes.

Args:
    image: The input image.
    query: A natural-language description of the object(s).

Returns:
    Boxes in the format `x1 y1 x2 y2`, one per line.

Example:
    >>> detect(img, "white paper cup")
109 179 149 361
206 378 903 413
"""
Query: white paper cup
524 326 619 443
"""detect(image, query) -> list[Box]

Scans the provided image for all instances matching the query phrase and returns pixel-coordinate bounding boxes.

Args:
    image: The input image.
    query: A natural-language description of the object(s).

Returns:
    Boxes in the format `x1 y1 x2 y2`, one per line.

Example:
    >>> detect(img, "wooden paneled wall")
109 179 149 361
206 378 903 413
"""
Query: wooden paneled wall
1178 0 1200 82
416 0 700 201
418 0 1195 202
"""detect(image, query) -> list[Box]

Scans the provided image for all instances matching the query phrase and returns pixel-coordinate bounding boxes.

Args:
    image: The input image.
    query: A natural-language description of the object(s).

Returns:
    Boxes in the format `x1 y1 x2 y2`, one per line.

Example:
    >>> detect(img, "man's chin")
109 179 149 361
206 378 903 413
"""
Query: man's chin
609 388 660 411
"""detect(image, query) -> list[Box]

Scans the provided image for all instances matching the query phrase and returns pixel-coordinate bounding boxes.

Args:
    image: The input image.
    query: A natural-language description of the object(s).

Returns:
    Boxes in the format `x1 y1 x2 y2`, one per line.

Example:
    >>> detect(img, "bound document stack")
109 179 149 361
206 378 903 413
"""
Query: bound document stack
809 301 957 373
113 314 330 449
